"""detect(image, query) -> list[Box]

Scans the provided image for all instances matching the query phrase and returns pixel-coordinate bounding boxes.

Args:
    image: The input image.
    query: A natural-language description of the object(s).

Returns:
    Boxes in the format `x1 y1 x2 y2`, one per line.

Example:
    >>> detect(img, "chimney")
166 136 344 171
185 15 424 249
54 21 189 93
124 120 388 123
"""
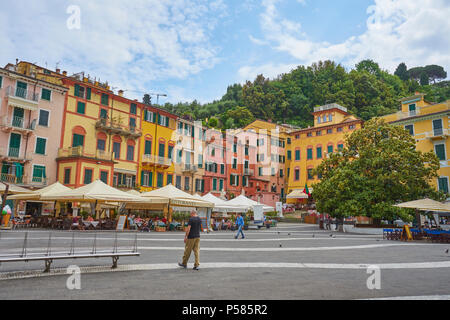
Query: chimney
56 68 61 74
62 71 67 76
118 90 124 97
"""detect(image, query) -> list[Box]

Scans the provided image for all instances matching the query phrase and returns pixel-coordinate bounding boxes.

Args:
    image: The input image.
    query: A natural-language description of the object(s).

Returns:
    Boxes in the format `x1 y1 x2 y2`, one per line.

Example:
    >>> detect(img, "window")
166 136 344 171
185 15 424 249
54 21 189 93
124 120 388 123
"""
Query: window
316 130 322 136
41 88 51 101
295 134 300 139
35 137 47 155
219 179 224 191
295 169 300 181
245 146 248 156
141 171 152 187
287 150 292 160
213 178 217 191
337 127 343 132
316 146 322 159
130 103 137 115
129 117 136 129
97 138 105 151
307 132 312 137
211 148 215 156
433 119 443 136
409 103 416 116
243 176 248 187
322 115 327 123
328 114 332 122
307 169 314 180
84 169 93 184
37 110 49 127
221 164 225 174
307 148 313 160
233 144 237 153
64 168 71 185
113 142 121 159
158 114 169 127
184 177 190 191
100 171 108 184
349 125 355 130
167 174 173 186
258 167 263 176
77 101 85 114
144 140 152 155
101 93 109 106
287 138 291 144
72 134 84 147
438 177 449 194
280 169 284 178
0 76 2 88
100 109 108 119
317 117 321 124
435 144 446 161
295 150 300 161
176 175 182 189
168 145 174 160
74 84 85 98
327 128 332 134
198 154 203 168
144 110 155 122
157 173 164 188
232 158 237 169
86 87 91 100
337 144 344 151
32 165 46 183
405 124 414 136
127 145 134 161
327 145 333 154
158 142 165 158
177 150 182 164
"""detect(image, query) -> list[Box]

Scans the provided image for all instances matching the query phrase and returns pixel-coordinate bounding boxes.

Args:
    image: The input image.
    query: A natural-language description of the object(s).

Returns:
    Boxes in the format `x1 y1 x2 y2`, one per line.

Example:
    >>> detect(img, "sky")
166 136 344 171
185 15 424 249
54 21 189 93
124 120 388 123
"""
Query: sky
1 0 449 105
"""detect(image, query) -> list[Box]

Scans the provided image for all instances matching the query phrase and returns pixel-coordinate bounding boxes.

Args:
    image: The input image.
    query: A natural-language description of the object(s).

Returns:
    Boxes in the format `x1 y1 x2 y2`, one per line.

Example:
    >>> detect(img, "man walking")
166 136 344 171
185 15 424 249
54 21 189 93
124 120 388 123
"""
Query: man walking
235 213 245 239
178 210 202 270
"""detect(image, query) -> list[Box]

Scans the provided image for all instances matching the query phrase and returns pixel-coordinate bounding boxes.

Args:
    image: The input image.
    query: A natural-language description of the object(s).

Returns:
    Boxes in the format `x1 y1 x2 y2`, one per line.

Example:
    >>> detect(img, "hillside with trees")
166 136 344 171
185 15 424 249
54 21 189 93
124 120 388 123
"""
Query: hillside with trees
154 60 449 129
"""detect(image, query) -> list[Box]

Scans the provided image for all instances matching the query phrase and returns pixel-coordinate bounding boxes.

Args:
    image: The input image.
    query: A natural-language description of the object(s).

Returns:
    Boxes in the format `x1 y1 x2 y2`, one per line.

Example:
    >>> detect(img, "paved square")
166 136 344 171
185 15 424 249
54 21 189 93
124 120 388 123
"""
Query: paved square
0 223 449 300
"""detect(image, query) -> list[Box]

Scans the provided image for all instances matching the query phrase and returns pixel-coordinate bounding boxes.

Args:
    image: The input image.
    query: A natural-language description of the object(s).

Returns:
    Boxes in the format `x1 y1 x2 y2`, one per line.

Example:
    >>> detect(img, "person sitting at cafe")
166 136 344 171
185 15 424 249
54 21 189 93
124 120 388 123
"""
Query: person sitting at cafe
72 215 84 230
87 215 94 222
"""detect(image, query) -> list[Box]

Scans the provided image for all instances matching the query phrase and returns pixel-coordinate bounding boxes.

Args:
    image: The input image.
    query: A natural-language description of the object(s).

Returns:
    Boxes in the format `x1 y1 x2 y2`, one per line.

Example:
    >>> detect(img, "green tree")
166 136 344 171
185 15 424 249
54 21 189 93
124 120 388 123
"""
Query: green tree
394 63 409 81
420 72 429 86
208 117 219 128
423 65 447 83
313 118 443 223
355 59 382 78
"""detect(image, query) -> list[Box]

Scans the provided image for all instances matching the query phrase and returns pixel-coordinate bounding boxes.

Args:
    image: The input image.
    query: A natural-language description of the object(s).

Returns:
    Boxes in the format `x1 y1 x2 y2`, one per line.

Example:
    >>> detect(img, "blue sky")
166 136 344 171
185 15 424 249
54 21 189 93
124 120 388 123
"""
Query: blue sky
1 0 449 104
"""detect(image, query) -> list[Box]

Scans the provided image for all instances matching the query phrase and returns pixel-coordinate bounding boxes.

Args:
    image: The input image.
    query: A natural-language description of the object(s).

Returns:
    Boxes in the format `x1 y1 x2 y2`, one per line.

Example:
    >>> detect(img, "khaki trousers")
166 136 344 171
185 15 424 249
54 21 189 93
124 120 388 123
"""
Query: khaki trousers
182 238 200 267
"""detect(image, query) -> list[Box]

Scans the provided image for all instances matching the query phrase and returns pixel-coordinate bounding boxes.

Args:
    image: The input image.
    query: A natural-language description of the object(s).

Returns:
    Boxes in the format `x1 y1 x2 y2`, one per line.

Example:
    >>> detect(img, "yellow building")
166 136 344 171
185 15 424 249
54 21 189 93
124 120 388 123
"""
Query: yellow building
286 103 363 201
138 106 177 192
381 93 450 195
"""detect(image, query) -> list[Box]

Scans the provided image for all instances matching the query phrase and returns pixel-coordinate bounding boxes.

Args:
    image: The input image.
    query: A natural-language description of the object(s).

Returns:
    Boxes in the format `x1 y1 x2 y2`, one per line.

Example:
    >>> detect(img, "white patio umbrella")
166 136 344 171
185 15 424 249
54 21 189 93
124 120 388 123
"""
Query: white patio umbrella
141 184 214 208
226 195 275 212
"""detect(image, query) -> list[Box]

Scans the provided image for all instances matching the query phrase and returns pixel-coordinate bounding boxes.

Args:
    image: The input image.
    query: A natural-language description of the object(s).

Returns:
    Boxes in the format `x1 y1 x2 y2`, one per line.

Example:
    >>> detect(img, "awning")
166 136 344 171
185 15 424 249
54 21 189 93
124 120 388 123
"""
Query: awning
141 184 214 208
286 189 309 199
8 182 71 200
394 198 450 212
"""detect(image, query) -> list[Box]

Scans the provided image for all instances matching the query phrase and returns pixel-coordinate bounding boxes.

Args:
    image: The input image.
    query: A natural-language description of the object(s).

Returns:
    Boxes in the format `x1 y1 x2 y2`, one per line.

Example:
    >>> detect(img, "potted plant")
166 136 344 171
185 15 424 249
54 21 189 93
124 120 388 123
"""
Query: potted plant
243 214 250 230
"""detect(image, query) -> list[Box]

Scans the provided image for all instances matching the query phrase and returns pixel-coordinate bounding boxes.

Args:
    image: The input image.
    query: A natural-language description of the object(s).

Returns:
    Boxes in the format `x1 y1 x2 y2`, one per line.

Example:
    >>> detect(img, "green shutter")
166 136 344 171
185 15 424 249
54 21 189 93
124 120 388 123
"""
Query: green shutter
77 102 85 114
435 144 446 161
35 137 46 155
145 140 152 155
86 87 91 100
154 113 158 124
41 88 51 100
72 134 84 147
74 84 80 97
141 172 145 186
328 145 333 154
149 172 153 187
165 116 169 127
144 110 148 122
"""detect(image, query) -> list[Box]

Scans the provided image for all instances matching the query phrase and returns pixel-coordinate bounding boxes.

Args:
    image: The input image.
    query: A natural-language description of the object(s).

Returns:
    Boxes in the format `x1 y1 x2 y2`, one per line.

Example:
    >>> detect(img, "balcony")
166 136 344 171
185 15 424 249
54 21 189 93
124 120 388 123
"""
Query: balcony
182 164 198 173
5 86 39 111
425 128 449 140
243 168 254 176
142 154 172 167
0 147 32 162
57 147 114 162
95 118 142 139
0 115 36 134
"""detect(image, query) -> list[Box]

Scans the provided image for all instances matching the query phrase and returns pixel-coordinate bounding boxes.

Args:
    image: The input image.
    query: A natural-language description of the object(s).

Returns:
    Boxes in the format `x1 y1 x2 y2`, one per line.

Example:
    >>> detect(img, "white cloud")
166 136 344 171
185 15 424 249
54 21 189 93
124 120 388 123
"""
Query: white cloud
248 0 450 75
0 0 226 100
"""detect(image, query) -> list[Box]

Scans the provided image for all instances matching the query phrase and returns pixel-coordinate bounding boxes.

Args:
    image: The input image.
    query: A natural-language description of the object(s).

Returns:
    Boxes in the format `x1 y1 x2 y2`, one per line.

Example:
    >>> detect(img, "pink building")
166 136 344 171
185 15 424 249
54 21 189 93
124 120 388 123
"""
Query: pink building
203 128 227 197
0 64 67 190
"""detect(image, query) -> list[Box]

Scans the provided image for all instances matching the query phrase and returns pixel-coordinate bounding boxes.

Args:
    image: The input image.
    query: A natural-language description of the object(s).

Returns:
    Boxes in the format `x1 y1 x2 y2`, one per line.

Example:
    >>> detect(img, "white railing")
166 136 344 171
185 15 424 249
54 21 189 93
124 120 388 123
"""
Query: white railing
5 86 39 102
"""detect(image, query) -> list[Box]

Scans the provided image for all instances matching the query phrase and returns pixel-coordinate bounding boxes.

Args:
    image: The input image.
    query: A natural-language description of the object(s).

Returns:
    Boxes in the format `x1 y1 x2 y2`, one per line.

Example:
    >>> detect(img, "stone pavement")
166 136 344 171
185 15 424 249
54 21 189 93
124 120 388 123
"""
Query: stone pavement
0 223 449 300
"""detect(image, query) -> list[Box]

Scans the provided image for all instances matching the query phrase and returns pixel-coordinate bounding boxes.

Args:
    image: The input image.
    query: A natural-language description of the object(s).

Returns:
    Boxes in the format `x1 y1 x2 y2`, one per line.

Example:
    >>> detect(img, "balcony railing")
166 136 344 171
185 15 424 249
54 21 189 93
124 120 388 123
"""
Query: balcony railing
425 128 449 140
0 116 36 132
57 147 114 161
142 154 172 167
5 86 39 102
0 147 32 162
243 168 254 176
95 118 142 138
182 164 198 173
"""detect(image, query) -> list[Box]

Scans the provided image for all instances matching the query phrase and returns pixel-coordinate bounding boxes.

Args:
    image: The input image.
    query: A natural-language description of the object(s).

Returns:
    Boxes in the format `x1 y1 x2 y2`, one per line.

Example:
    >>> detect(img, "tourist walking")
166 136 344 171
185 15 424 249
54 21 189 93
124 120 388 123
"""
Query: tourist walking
235 213 245 239
178 210 202 270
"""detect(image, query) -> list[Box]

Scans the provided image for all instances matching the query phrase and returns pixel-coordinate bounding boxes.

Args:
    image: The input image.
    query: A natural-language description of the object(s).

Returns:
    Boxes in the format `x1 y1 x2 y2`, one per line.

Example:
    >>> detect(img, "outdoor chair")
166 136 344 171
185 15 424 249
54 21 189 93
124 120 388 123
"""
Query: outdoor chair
62 219 72 230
